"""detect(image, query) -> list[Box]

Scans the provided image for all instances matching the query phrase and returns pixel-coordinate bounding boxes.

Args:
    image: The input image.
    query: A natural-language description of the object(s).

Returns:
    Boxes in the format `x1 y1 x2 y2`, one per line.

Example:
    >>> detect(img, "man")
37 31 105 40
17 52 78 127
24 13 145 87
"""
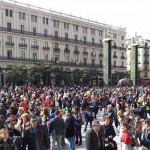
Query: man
49 110 65 150
86 119 104 150
65 109 76 150
23 115 50 150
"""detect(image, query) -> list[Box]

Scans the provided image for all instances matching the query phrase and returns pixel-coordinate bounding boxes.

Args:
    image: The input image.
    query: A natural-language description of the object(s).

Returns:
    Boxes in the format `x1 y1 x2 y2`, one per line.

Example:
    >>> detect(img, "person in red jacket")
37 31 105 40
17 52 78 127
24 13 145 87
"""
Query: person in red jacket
121 118 133 150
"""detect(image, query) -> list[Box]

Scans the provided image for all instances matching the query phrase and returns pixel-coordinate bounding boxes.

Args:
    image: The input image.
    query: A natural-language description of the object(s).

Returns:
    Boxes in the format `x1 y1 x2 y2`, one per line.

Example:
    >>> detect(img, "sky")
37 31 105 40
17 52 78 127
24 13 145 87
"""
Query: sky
10 0 150 39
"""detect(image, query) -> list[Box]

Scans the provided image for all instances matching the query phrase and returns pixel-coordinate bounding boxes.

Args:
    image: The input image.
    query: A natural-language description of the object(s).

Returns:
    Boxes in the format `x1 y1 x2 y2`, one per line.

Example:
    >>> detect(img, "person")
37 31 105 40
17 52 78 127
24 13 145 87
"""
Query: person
49 110 65 150
86 119 104 150
101 116 117 150
74 106 82 146
22 115 50 150
121 118 134 150
0 128 15 150
65 109 76 150
6 118 23 150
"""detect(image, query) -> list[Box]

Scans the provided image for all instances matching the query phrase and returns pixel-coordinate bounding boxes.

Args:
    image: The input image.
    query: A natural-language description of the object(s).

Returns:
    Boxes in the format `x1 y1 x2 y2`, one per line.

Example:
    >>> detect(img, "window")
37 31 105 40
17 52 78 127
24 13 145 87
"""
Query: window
92 38 94 44
43 17 48 25
20 38 25 44
31 15 37 22
122 43 124 48
65 44 68 49
83 36 86 43
83 47 86 52
113 51 116 56
7 51 12 59
33 53 37 60
73 24 78 31
64 22 69 29
113 33 117 39
10 10 13 17
75 46 78 51
21 25 24 33
55 43 58 48
92 59 95 65
55 57 59 63
144 72 148 78
122 62 124 66
45 54 48 61
44 42 48 47
99 39 102 45
83 58 87 65
122 36 124 40
5 9 8 16
122 52 124 57
99 60 103 66
19 12 25 20
113 61 116 66
7 22 11 31
20 52 25 59
99 30 103 36
83 26 87 33
44 29 48 37
32 40 37 46
5 9 13 17
74 35 78 41
33 27 36 35
7 36 12 42
91 28 95 35
54 20 59 28
54 31 58 37
65 57 69 62
65 33 68 40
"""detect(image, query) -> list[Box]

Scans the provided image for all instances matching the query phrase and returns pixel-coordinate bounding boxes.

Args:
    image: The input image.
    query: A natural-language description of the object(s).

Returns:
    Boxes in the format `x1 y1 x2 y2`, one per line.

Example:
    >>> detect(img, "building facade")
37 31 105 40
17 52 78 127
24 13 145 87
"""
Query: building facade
126 38 150 84
0 0 127 85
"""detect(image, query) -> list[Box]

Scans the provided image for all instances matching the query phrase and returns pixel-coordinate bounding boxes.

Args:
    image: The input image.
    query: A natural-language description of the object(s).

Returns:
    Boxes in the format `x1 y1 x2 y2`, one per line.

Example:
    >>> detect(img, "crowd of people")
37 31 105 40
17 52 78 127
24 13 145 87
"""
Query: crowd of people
0 84 149 150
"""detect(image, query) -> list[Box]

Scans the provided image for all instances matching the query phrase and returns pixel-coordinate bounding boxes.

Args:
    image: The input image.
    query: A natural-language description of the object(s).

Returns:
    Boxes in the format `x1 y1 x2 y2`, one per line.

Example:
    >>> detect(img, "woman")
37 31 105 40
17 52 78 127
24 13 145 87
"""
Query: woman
21 113 30 136
101 116 117 150
121 118 134 150
0 128 15 150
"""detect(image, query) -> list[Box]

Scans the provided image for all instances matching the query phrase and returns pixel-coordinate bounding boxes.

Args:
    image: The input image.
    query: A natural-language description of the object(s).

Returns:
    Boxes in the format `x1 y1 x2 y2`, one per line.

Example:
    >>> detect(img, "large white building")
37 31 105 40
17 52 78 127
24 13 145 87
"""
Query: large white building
0 0 127 74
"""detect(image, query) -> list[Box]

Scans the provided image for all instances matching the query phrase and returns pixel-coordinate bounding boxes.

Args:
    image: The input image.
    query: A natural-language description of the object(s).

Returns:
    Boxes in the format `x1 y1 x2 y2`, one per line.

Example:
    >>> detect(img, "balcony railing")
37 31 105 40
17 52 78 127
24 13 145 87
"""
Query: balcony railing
121 56 125 59
112 45 126 50
54 48 60 52
91 53 96 57
5 41 14 46
99 54 103 57
19 43 27 48
74 50 79 54
43 47 50 50
112 65 126 69
31 45 39 49
0 27 103 48
144 60 149 64
64 48 70 53
113 55 117 58
82 51 88 55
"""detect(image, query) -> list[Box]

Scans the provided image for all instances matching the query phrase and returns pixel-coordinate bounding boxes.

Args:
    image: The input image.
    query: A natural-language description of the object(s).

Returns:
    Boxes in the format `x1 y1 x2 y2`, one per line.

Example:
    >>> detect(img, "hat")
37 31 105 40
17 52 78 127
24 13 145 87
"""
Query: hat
92 119 100 126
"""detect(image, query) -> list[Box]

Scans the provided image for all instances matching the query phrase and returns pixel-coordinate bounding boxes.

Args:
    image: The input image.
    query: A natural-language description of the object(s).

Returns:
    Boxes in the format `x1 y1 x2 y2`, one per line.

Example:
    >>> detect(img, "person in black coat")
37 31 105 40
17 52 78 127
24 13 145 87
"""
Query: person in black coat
23 115 50 150
86 119 104 150
65 109 76 150
101 116 117 150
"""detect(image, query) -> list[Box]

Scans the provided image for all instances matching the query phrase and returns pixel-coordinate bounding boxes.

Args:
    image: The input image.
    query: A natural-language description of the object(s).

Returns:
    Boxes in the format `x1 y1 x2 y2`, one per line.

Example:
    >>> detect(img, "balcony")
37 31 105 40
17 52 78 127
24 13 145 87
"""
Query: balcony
0 27 103 48
144 60 149 64
99 54 103 57
82 51 88 55
91 52 96 57
5 41 14 46
113 55 117 58
19 43 27 48
54 48 60 52
43 47 50 50
64 48 70 53
121 56 125 59
74 50 79 55
31 45 39 49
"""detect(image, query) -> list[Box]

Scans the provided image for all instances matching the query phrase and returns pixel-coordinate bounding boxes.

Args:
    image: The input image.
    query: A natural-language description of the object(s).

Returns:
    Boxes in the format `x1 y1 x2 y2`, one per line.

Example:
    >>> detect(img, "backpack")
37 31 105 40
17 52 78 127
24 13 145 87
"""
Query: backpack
144 129 150 143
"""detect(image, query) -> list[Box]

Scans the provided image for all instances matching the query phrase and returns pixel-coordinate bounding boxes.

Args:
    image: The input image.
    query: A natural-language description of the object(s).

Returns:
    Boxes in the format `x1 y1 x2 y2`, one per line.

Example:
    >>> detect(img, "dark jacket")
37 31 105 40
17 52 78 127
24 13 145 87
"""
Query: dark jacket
65 115 75 138
49 116 65 136
23 124 49 150
86 128 104 150
0 138 15 150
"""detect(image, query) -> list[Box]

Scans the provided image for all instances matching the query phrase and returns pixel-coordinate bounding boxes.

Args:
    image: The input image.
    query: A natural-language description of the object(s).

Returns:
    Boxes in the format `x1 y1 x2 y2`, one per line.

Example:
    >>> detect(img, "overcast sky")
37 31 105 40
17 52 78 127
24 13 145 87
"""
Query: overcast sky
13 0 150 39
